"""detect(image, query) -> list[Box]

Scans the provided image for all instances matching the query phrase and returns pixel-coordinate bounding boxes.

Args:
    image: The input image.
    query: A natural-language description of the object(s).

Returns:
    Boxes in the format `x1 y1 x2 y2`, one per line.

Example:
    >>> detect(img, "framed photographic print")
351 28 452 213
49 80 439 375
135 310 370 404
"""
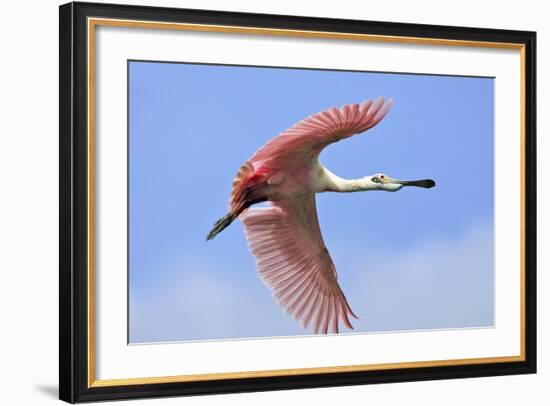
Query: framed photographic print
59 1 536 403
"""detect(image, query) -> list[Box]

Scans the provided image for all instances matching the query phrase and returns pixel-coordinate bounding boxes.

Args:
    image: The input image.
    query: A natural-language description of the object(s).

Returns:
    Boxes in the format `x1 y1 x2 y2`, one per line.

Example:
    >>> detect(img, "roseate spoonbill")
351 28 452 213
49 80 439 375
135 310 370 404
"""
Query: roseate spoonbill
207 97 435 334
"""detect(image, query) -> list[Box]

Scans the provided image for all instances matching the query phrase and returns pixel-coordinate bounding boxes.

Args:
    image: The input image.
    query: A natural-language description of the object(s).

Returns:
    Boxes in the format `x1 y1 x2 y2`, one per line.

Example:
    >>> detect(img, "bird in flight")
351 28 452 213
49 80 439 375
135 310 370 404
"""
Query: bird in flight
207 97 435 334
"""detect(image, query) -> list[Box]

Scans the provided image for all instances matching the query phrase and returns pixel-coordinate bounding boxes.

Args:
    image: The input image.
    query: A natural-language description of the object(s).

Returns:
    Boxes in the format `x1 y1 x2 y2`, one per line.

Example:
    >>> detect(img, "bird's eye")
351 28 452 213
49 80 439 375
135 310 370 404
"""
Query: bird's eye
372 177 381 183
380 175 385 179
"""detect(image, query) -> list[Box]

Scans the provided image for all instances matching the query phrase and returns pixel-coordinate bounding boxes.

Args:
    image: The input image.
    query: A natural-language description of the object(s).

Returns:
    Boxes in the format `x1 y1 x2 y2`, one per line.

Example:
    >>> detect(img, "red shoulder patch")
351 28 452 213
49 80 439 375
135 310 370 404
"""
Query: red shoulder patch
229 162 271 212
229 162 254 210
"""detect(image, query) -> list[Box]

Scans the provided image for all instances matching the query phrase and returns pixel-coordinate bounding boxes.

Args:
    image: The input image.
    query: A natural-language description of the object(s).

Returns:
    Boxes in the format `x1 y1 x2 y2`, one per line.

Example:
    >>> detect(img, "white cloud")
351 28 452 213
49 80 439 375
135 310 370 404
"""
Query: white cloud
129 255 303 343
130 222 494 343
343 221 494 332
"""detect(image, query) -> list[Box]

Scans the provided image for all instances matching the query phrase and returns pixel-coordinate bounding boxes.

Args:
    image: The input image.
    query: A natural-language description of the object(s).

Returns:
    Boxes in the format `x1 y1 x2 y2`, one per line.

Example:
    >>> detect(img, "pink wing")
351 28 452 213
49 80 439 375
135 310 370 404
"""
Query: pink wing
248 97 394 170
241 196 357 334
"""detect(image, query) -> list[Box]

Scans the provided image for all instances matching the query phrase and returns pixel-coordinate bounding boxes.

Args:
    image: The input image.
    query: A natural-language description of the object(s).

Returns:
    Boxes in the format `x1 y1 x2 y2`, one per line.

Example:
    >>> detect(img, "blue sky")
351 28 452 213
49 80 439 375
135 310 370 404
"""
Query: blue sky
128 61 494 343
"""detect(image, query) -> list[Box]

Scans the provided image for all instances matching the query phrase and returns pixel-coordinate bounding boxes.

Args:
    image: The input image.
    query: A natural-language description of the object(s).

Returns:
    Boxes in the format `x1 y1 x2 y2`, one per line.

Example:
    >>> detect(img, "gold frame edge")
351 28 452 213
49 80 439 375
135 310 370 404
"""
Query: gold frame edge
86 17 527 388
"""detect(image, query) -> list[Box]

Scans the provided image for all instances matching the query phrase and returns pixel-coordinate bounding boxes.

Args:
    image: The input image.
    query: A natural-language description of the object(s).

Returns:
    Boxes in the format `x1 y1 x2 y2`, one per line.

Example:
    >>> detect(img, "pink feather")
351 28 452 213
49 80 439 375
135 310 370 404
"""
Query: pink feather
226 98 394 333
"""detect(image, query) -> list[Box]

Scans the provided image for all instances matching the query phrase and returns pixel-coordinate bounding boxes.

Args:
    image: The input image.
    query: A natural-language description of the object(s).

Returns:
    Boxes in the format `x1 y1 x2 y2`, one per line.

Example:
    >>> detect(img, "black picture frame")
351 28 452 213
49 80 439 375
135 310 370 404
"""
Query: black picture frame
60 1 536 403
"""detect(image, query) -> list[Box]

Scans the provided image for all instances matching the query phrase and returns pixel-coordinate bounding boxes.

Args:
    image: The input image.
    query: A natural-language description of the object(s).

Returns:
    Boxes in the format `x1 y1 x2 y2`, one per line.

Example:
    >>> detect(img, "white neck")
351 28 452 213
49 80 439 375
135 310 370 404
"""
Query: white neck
316 165 375 193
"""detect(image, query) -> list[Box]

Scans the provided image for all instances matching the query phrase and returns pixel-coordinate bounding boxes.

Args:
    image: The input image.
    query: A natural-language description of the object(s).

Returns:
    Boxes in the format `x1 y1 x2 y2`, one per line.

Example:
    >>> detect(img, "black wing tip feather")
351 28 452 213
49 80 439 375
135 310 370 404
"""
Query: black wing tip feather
206 213 235 241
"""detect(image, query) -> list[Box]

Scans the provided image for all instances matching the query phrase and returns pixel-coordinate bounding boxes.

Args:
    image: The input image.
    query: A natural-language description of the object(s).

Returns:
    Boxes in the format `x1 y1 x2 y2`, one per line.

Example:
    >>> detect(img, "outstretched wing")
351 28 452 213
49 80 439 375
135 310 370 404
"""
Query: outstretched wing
241 195 357 334
248 97 393 170
229 97 393 211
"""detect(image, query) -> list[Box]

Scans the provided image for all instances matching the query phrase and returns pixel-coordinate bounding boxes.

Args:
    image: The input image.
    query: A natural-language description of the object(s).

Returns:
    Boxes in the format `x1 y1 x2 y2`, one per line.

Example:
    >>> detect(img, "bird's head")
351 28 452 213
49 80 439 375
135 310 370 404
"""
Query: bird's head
365 173 436 192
